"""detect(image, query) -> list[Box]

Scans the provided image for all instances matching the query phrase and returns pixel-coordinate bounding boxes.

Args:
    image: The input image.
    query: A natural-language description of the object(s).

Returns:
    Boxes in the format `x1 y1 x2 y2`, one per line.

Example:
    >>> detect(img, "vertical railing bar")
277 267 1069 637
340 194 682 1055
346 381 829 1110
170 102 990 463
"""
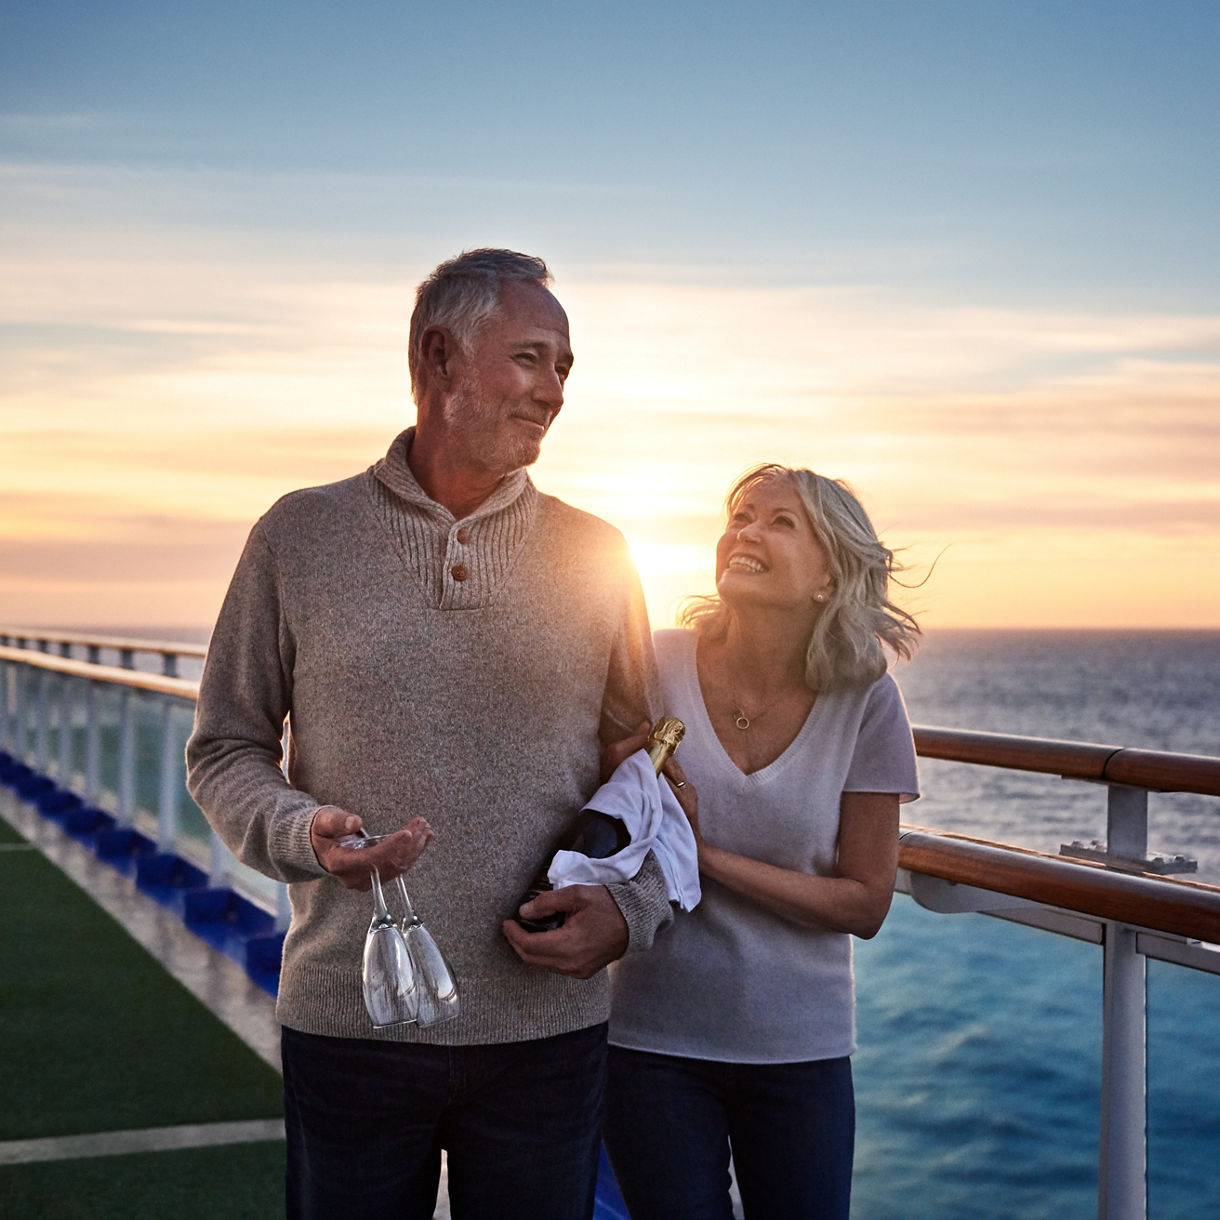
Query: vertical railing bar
0 660 10 752
1107 785 1149 863
14 663 27 762
34 668 50 774
57 673 74 787
275 883 291 931
1097 918 1149 1220
162 651 179 679
209 832 229 889
157 696 179 852
119 648 135 671
84 681 100 805
117 687 135 826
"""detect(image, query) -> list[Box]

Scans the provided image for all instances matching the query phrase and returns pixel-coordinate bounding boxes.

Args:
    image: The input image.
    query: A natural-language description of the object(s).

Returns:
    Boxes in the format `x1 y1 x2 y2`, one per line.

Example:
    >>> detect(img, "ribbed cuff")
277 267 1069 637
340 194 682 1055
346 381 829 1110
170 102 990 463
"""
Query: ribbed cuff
607 851 673 954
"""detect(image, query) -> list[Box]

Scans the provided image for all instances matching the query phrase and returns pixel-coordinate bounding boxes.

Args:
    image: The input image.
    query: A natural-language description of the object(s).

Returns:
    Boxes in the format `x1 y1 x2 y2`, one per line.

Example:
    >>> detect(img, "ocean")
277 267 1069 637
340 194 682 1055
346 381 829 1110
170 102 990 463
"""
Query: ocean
851 629 1220 1219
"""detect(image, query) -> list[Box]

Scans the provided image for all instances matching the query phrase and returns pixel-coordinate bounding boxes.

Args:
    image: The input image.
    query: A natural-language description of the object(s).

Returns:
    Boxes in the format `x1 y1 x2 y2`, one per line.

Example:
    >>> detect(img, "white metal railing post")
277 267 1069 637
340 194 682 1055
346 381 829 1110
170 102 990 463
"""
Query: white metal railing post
1094 782 1151 1219
1107 785 1149 862
1098 919 1148 1219
34 667 50 773
275 883 291 931
0 661 9 751
157 696 179 851
209 833 229 888
56 673 74 787
117 687 135 825
13 664 27 761
84 681 101 804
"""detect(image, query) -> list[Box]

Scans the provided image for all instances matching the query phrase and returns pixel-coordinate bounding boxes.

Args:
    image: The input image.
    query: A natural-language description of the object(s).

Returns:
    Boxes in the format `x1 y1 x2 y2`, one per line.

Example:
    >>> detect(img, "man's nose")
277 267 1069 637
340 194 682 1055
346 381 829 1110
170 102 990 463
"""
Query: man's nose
535 366 565 409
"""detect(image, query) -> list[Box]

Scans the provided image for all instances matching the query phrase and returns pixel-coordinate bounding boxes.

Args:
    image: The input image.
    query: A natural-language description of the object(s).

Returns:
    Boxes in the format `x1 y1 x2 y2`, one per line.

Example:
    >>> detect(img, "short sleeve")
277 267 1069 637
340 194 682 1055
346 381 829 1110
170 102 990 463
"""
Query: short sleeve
843 675 920 802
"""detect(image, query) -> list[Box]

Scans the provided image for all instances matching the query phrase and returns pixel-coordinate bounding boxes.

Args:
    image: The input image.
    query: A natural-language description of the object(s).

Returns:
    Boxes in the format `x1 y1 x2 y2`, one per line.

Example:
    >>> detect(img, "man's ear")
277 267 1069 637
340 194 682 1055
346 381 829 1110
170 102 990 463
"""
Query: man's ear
421 327 456 388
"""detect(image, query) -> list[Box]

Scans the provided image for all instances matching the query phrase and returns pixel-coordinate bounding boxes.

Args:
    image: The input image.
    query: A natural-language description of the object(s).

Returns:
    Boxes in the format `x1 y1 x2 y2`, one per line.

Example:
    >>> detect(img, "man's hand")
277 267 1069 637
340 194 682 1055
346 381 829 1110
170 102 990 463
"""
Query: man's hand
310 807 433 891
501 885 629 979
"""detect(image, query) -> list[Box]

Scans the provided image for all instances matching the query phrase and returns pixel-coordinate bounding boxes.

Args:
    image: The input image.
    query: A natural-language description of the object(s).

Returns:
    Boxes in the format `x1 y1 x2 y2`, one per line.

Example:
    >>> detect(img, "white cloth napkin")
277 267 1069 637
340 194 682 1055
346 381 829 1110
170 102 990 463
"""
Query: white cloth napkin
547 749 701 911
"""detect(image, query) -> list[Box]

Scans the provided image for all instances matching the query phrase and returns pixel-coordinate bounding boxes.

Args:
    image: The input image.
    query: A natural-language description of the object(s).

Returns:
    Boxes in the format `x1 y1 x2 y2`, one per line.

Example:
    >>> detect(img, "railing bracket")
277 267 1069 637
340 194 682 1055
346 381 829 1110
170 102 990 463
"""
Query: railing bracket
1059 839 1197 876
901 870 1041 915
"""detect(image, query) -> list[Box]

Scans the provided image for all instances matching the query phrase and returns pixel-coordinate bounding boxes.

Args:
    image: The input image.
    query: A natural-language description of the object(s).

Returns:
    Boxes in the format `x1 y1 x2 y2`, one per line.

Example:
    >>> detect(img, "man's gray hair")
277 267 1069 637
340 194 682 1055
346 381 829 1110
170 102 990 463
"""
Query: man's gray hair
408 248 552 400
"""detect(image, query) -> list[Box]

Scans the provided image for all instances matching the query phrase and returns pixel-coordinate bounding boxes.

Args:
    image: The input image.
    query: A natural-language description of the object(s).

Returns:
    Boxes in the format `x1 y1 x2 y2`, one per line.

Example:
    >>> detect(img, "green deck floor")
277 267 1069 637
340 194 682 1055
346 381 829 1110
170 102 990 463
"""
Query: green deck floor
0 815 286 1218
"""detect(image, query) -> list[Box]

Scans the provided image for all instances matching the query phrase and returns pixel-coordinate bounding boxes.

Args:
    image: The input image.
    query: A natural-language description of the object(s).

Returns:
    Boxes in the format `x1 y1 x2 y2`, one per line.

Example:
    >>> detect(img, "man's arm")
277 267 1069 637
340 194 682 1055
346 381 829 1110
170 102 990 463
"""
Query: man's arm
502 545 673 976
186 523 333 884
594 552 674 949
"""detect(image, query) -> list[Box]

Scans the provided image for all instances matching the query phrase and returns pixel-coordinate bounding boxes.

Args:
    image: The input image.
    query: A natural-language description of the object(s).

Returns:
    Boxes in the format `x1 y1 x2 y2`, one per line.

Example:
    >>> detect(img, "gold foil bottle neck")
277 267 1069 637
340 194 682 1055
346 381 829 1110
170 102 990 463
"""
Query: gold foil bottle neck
646 716 685 774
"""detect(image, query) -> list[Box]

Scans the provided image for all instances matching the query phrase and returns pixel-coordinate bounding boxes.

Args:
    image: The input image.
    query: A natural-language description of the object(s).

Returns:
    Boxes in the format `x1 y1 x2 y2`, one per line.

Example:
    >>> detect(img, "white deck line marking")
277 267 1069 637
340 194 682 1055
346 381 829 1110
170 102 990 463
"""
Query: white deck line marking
0 1119 286 1165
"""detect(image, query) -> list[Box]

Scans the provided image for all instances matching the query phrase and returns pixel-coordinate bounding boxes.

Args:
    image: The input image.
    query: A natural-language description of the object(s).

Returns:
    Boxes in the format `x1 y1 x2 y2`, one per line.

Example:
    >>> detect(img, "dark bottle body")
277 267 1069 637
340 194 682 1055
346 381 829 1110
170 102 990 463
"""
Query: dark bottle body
514 717 685 933
516 810 632 933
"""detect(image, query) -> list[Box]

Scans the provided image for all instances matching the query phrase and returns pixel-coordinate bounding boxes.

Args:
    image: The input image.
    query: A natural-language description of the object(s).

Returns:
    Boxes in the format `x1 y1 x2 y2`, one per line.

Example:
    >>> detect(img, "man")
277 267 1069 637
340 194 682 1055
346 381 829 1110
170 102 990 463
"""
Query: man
187 249 671 1219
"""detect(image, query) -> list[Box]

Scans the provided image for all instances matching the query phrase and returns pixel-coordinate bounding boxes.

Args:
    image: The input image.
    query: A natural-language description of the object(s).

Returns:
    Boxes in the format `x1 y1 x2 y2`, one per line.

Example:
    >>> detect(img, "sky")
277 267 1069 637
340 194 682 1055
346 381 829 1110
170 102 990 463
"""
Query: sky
2 0 1218 634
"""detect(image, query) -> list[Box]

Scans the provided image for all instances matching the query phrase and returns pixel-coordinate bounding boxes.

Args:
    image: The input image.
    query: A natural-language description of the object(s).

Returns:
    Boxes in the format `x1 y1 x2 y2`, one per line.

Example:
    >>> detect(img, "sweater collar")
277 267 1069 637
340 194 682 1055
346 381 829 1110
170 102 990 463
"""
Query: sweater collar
374 428 534 523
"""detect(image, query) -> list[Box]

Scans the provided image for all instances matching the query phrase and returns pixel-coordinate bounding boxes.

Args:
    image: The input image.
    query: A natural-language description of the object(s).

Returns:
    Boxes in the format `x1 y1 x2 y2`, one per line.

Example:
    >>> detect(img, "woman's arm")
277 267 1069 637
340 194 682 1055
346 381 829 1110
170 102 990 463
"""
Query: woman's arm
691 788 900 939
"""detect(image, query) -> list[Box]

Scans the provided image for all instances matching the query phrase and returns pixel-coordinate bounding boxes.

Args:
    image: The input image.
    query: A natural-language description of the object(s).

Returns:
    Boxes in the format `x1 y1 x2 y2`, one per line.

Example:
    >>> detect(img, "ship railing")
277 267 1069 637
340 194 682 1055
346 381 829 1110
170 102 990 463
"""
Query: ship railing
0 638 288 933
0 627 207 678
3 636 1220 1220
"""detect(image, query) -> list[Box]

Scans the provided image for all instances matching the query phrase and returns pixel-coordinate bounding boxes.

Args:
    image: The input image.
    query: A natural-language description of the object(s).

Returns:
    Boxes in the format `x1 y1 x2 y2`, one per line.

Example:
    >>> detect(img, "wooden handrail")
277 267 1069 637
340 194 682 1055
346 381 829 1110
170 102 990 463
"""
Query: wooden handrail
0 628 207 659
900 826 1220 942
5 640 1220 938
0 645 198 701
914 725 1220 797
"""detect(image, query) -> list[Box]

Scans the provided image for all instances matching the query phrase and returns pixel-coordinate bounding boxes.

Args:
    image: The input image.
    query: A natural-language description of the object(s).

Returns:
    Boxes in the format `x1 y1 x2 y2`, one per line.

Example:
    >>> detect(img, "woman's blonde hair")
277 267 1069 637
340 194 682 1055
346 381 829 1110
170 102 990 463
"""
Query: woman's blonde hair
680 463 921 691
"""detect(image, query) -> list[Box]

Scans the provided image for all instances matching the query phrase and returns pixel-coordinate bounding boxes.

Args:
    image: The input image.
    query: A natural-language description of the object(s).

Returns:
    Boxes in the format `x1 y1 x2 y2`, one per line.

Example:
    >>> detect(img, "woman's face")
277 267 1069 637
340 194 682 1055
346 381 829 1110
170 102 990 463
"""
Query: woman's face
715 478 834 613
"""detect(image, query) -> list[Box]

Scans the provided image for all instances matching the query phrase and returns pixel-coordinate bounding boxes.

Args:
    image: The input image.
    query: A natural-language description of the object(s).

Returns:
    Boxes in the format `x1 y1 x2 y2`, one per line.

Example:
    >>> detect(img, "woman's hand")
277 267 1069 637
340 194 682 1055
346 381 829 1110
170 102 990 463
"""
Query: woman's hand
600 721 651 783
661 758 700 840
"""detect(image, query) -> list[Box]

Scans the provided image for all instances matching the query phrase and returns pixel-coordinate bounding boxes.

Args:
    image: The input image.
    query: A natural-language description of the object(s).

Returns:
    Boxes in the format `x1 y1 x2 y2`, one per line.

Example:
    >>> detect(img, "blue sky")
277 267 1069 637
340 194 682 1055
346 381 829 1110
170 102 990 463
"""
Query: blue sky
2 1 1218 629
7 0 1216 300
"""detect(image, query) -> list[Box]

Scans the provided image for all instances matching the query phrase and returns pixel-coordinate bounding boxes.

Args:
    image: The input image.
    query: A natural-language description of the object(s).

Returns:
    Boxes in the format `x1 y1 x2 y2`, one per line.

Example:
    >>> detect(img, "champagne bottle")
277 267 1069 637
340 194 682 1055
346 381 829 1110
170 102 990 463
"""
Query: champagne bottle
515 717 686 933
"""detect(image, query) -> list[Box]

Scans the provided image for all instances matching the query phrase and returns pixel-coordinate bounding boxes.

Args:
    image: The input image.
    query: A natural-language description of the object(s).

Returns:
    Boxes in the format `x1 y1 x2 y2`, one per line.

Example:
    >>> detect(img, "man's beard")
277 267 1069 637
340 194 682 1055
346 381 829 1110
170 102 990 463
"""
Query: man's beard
444 375 544 476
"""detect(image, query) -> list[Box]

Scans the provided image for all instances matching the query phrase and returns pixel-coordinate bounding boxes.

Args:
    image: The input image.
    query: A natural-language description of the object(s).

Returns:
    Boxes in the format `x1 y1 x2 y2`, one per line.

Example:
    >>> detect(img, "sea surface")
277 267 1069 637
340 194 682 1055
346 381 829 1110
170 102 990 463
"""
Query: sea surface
67 625 1220 1217
853 629 1220 1219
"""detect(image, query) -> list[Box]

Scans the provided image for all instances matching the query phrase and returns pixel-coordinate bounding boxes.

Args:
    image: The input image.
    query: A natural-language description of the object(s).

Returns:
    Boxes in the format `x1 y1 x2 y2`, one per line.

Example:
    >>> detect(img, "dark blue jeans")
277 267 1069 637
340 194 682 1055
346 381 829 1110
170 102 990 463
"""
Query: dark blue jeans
282 1023 608 1220
604 1046 854 1220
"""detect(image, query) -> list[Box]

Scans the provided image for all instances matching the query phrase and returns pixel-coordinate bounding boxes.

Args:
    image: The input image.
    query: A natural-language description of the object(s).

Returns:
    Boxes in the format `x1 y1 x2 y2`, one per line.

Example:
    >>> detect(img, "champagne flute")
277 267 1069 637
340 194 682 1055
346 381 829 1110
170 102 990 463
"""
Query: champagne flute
361 864 419 1027
392 875 460 1028
342 830 458 1028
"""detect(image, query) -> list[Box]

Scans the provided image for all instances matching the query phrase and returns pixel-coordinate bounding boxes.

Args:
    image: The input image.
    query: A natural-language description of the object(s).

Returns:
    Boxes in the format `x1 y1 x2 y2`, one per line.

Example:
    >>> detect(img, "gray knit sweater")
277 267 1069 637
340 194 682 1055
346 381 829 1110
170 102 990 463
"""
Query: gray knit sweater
186 430 669 1044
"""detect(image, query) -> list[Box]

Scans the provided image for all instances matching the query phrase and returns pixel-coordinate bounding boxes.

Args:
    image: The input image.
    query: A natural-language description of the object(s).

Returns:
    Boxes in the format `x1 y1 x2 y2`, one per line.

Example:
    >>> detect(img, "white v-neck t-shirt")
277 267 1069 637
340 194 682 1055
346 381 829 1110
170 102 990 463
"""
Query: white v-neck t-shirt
609 628 919 1064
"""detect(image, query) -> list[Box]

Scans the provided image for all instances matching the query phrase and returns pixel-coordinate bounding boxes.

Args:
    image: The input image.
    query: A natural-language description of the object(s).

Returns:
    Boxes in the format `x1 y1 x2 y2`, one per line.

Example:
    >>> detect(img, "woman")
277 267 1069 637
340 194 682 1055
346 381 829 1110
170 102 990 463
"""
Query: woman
605 463 921 1220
